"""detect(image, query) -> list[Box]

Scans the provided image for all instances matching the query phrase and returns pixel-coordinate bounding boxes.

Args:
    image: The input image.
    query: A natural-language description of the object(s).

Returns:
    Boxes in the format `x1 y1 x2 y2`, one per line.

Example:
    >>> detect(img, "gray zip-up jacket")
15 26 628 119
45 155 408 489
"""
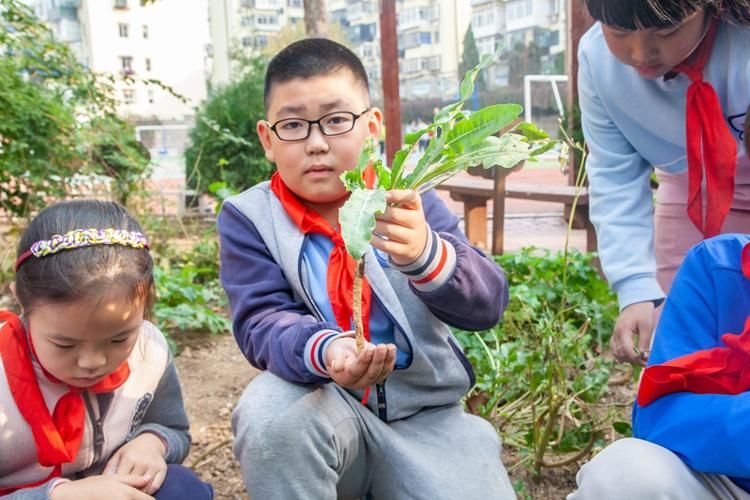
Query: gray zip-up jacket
0 321 191 499
219 182 509 421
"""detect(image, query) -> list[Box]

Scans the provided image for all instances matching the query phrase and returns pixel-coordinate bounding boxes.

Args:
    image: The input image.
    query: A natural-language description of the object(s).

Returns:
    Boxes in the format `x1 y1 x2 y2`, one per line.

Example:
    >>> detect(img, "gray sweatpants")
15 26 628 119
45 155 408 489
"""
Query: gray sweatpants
568 438 750 500
231 371 516 500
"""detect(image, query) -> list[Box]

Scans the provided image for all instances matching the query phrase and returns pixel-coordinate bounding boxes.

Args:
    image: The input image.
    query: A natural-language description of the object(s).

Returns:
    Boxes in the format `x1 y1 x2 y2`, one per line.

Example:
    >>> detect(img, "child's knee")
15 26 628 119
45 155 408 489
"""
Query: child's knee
154 464 213 500
571 438 692 499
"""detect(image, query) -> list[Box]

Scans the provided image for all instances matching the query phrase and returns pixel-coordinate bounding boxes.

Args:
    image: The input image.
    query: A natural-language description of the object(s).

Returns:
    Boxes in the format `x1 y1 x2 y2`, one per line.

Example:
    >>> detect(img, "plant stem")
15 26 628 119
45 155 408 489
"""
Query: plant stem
353 258 365 353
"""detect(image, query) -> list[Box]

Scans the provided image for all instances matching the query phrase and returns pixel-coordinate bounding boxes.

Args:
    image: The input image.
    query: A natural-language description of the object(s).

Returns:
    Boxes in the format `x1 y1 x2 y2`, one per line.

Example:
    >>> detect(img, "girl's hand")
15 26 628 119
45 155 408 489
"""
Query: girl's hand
324 337 396 390
104 433 168 495
372 190 429 266
50 475 153 500
610 301 655 366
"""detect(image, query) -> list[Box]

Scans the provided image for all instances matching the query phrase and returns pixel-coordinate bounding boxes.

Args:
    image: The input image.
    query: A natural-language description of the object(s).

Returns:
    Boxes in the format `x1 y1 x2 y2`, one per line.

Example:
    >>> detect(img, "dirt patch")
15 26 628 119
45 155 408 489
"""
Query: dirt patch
175 332 257 500
176 333 635 499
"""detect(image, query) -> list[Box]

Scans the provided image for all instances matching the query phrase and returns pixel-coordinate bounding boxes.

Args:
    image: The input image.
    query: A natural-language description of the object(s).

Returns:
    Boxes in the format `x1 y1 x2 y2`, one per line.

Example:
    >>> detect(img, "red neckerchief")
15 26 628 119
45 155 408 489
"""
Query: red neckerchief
0 311 130 494
637 243 750 406
673 17 737 238
270 173 372 342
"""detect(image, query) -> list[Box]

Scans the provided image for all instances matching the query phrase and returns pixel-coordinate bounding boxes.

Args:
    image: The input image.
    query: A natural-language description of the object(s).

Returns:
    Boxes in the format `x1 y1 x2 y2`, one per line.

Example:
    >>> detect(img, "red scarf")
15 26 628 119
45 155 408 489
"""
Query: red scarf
270 173 372 341
674 18 737 238
0 311 130 494
637 243 750 406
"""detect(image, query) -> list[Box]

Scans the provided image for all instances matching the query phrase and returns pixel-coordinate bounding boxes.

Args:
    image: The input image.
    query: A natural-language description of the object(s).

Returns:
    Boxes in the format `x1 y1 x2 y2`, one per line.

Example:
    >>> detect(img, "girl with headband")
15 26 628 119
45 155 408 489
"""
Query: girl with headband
0 200 213 500
578 0 750 365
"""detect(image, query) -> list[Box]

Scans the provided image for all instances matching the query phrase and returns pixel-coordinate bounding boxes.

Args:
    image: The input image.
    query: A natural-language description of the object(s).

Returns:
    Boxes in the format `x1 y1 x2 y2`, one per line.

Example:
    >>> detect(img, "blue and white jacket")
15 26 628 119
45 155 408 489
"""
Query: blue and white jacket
633 234 750 491
578 22 750 310
218 184 509 422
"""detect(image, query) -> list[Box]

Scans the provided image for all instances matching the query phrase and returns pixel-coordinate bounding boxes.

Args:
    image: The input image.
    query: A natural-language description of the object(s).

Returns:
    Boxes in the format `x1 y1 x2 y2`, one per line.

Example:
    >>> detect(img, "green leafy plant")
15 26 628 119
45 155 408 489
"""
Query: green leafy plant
455 135 624 476
338 52 555 350
152 234 230 349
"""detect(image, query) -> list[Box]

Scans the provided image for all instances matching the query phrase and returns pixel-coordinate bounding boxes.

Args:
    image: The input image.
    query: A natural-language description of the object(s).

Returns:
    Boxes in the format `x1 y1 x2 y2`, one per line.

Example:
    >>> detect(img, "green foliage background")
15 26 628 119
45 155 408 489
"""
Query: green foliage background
0 0 150 217
454 248 622 473
184 58 273 196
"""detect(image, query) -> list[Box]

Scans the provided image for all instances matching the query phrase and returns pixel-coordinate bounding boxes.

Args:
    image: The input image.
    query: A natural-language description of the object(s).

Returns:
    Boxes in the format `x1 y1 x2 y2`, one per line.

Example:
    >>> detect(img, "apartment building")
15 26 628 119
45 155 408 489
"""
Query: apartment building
471 0 566 88
396 0 469 101
208 0 304 87
329 0 381 100
31 0 209 122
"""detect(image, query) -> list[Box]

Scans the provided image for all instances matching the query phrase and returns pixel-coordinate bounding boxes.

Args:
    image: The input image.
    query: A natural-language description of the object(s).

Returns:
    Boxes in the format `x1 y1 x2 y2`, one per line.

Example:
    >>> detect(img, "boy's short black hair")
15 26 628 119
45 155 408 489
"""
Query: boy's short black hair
264 38 369 111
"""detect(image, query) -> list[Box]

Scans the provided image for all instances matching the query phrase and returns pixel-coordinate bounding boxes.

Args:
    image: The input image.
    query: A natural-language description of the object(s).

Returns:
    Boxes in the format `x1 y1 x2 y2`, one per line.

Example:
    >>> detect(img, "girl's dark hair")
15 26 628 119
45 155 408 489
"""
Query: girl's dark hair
15 199 154 314
584 0 750 29
745 106 750 155
264 38 370 111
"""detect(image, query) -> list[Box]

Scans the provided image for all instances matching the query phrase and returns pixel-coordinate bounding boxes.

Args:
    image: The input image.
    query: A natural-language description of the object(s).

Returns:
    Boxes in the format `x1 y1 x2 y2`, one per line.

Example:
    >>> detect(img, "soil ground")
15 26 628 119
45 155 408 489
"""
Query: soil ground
176 332 635 500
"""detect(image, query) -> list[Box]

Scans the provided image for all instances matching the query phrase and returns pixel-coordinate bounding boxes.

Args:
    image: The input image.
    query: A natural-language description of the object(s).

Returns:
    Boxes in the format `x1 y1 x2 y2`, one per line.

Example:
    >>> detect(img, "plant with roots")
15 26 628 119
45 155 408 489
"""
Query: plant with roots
338 53 556 351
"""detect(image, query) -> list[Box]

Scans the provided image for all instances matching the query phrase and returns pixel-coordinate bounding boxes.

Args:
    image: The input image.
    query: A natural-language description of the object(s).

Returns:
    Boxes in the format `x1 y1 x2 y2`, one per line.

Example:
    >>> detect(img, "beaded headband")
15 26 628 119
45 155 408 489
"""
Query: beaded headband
15 228 149 271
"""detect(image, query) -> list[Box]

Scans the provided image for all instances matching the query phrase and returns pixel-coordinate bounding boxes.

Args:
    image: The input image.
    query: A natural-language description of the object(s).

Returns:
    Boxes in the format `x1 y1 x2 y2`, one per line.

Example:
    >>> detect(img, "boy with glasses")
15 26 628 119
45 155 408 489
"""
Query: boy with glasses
217 38 515 499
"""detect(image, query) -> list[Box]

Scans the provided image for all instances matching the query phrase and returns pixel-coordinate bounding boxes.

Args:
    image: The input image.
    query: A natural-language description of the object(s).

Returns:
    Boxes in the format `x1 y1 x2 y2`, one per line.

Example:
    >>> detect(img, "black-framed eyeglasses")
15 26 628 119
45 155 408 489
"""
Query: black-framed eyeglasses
268 109 370 141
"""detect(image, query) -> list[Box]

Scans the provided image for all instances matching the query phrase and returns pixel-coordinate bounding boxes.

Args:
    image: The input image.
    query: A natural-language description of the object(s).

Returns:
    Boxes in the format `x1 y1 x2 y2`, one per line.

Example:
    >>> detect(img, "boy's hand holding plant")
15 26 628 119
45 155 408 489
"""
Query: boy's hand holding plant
325 338 396 390
371 190 429 266
339 49 557 352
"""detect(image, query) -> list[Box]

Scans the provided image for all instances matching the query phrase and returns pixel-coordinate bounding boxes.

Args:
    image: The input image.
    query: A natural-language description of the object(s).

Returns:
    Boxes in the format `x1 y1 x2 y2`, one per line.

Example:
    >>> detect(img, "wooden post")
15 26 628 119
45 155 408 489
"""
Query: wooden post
565 0 593 186
458 195 488 249
379 0 402 163
491 172 508 255
565 0 594 227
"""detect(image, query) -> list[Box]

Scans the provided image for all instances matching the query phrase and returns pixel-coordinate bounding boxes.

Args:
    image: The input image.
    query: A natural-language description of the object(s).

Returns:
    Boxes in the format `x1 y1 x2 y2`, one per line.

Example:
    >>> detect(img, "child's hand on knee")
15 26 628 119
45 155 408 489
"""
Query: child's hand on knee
372 190 429 266
325 337 396 390
50 474 154 500
104 432 168 494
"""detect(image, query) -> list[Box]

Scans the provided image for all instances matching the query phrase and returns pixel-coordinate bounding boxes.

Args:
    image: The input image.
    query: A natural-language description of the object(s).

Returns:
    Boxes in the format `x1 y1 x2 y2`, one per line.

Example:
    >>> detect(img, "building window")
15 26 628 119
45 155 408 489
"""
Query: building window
145 58 151 71
142 25 149 39
118 23 129 38
255 15 279 26
288 0 302 6
119 56 133 75
242 36 254 47
507 0 533 20
254 35 268 48
114 0 127 9
123 89 135 104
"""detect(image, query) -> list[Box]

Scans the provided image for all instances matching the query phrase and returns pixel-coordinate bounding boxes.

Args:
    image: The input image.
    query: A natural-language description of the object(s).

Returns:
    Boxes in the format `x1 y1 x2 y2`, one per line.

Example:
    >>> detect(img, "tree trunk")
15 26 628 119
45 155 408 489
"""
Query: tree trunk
303 0 328 37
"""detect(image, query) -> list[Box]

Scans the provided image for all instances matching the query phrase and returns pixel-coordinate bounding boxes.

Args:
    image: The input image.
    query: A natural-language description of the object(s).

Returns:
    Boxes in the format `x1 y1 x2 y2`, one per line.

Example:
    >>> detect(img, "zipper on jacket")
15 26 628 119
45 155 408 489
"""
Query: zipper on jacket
297 246 327 320
376 382 387 421
84 393 113 467
83 394 104 466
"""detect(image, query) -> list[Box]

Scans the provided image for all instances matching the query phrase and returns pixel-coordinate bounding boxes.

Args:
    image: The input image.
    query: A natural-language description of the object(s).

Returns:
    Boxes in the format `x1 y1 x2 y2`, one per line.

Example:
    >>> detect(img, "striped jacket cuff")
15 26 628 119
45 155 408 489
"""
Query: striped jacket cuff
391 230 456 292
303 329 343 378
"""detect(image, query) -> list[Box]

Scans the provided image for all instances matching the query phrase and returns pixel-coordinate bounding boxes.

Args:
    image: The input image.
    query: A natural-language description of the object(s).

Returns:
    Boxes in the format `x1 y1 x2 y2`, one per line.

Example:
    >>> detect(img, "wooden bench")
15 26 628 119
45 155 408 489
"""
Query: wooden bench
435 170 597 255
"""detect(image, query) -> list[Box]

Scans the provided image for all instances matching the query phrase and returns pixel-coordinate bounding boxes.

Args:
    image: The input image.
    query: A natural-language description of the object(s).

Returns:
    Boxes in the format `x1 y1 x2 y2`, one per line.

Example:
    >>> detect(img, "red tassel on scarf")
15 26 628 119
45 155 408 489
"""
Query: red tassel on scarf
674 18 737 237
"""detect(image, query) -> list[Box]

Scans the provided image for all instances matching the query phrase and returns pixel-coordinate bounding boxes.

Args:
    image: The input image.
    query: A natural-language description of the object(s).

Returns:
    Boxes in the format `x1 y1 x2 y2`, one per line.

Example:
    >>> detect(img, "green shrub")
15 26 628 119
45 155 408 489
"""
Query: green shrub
454 247 619 474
